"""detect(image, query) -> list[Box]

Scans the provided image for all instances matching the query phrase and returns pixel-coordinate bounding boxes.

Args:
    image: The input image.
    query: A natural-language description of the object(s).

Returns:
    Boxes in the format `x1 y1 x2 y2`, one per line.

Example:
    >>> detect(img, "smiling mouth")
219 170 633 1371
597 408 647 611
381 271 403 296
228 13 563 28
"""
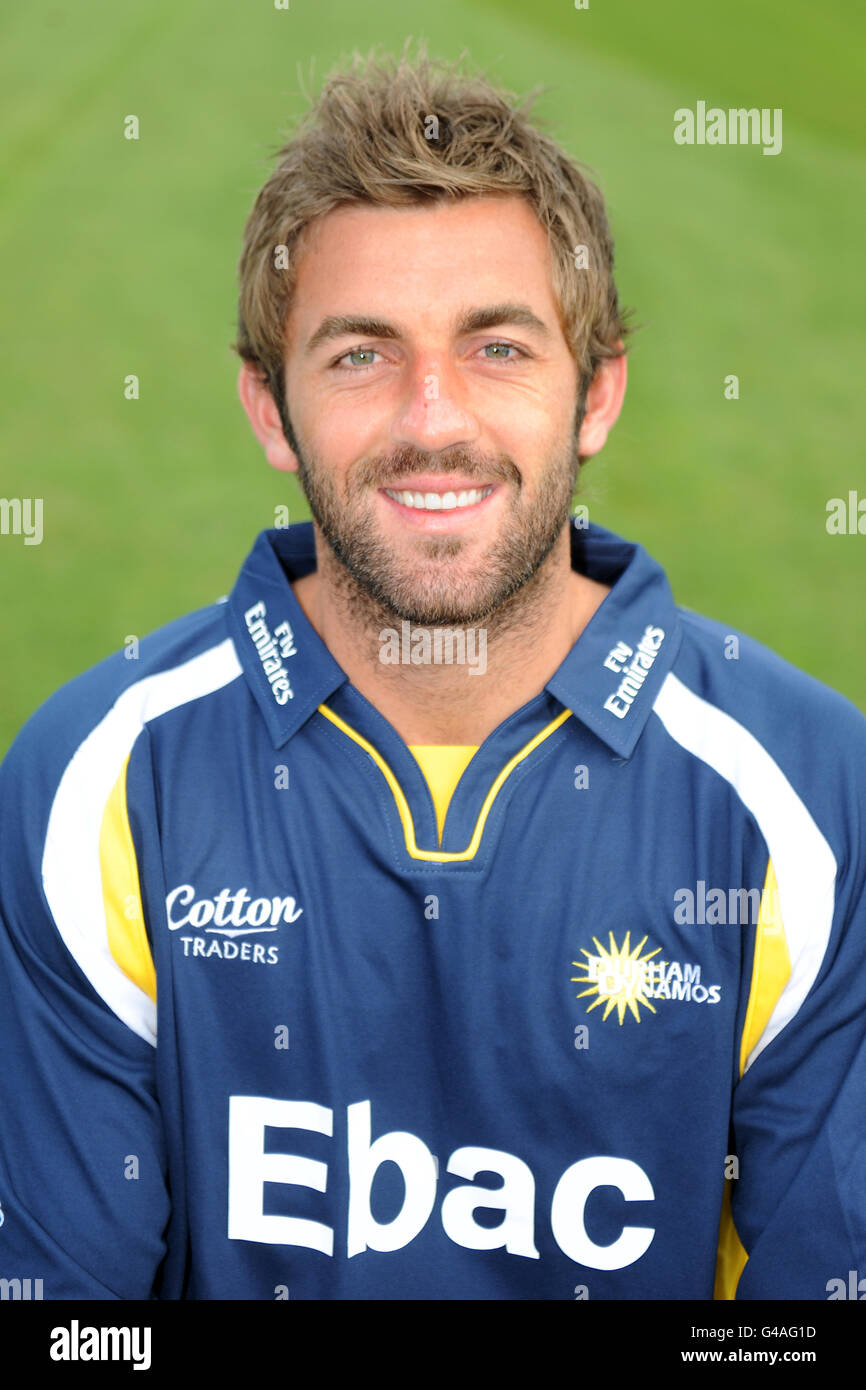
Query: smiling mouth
382 485 494 511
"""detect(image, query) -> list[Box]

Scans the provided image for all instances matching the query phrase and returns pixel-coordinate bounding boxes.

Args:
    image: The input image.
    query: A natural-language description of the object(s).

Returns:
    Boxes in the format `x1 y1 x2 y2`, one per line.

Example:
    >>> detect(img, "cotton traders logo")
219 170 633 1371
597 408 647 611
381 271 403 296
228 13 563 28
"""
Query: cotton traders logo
166 884 304 967
571 931 721 1024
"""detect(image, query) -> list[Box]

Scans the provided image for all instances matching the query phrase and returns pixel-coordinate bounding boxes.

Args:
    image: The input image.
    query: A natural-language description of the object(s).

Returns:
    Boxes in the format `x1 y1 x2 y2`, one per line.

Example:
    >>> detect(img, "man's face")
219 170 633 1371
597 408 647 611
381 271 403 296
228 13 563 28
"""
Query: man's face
281 195 583 625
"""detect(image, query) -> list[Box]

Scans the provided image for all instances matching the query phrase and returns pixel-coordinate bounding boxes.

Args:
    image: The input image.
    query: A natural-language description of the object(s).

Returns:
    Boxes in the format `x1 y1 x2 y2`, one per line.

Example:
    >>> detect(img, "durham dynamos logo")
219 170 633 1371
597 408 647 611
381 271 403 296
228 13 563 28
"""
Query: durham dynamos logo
166 884 303 966
571 931 721 1024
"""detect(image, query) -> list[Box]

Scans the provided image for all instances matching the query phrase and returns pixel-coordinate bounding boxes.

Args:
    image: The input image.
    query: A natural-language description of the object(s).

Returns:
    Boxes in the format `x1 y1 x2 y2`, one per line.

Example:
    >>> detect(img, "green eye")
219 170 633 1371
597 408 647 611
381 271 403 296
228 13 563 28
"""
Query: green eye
346 348 376 367
483 343 515 359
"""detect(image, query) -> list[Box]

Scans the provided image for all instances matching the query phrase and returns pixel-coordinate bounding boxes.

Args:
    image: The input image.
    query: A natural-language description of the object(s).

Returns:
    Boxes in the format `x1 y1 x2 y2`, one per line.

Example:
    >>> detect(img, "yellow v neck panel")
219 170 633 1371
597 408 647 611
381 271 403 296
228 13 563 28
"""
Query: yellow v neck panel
409 745 479 845
316 702 573 862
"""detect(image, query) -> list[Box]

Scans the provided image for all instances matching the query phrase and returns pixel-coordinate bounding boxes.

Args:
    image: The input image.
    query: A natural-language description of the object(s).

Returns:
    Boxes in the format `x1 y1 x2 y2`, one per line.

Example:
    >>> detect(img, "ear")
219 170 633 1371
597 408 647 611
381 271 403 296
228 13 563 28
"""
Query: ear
237 363 299 473
576 349 627 461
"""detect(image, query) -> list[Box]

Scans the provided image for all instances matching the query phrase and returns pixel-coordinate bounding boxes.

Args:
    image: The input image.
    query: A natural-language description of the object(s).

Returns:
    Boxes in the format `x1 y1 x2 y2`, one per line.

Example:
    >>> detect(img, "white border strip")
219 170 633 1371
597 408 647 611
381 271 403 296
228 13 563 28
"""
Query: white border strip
652 671 837 1070
42 640 243 1045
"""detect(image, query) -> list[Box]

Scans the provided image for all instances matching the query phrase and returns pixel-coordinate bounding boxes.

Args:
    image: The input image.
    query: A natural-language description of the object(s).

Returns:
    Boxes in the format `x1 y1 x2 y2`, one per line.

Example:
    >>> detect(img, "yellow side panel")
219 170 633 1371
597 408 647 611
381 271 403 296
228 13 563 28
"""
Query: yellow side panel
739 859 791 1076
715 858 791 1298
714 1180 749 1299
99 755 157 1003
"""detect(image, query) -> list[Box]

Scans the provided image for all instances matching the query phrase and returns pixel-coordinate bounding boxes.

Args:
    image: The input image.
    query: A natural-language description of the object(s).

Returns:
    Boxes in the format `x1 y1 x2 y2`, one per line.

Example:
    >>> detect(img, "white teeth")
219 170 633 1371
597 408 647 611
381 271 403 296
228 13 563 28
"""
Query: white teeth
384 486 493 511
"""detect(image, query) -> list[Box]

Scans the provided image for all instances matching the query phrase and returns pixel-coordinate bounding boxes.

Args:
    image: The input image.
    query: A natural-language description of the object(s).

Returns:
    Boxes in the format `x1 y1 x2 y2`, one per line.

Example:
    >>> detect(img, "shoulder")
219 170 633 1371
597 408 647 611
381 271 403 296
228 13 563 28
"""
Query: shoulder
0 597 246 1044
1 597 242 810
671 605 866 747
657 605 866 860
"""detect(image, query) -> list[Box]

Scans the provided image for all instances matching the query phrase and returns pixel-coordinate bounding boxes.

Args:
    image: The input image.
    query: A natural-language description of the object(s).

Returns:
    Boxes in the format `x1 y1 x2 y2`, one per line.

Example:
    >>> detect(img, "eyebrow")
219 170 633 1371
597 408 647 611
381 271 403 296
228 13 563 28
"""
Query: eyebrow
304 303 552 356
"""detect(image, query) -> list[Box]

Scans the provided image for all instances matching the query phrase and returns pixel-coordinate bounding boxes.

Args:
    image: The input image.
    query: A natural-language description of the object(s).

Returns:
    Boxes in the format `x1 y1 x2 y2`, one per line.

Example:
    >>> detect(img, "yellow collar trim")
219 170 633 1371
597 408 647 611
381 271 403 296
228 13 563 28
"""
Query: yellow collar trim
317 703 572 862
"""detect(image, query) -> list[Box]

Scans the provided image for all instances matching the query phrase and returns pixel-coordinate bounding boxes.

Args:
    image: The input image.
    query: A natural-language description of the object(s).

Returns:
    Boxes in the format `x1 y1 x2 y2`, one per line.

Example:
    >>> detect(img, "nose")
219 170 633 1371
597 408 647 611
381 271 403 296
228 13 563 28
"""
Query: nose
388 357 481 456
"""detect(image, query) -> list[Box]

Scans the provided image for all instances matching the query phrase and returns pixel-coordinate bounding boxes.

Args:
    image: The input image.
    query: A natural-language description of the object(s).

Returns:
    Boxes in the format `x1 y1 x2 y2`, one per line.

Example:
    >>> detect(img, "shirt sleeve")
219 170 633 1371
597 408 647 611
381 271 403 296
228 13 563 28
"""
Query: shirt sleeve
716 709 866 1300
0 697 170 1300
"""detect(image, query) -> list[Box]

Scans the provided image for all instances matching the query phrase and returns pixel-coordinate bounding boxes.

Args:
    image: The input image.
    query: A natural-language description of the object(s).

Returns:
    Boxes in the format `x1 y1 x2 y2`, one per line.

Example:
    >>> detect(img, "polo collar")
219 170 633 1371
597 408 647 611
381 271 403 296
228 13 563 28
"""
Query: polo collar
227 519 682 756
547 521 682 758
225 523 348 748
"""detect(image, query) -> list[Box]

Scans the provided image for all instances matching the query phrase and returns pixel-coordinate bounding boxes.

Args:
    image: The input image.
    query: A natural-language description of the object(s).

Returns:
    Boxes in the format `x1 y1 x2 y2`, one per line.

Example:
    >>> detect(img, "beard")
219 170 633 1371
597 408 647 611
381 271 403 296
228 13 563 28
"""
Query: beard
287 422 581 630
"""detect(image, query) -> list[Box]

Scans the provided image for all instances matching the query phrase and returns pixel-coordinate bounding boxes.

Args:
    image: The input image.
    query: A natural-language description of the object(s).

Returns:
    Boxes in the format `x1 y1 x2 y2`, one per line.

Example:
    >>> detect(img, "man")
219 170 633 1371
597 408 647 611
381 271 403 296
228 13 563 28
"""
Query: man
0 48 863 1302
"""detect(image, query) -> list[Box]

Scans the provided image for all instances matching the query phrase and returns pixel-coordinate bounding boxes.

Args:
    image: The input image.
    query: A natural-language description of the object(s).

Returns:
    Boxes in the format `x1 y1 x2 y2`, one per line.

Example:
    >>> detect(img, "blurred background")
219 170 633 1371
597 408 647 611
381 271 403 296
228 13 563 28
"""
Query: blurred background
1 0 863 753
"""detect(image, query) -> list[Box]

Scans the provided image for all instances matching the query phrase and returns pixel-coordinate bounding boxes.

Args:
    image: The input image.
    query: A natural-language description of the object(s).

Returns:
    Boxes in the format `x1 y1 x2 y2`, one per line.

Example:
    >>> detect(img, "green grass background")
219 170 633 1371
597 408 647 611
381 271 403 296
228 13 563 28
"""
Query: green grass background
1 0 864 753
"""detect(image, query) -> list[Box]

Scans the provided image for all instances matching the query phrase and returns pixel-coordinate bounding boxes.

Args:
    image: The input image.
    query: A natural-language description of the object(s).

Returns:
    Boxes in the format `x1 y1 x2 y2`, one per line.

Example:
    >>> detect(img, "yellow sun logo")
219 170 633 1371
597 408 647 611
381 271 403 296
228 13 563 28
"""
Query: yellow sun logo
571 931 660 1024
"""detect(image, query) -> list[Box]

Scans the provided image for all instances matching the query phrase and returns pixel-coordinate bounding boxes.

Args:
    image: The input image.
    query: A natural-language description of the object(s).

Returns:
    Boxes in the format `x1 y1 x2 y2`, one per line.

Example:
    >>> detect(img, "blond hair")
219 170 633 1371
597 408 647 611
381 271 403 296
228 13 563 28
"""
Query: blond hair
233 43 633 426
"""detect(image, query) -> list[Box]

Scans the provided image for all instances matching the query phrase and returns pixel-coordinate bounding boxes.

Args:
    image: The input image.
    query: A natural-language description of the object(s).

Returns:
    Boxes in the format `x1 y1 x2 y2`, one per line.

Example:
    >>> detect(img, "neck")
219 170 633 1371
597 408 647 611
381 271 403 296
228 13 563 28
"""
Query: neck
291 524 610 745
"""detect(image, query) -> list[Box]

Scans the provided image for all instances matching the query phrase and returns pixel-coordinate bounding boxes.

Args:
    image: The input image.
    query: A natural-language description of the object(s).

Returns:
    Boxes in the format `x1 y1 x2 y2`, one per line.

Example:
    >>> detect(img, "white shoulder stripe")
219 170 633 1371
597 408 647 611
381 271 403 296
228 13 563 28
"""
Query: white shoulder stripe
652 671 837 1069
42 639 243 1046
